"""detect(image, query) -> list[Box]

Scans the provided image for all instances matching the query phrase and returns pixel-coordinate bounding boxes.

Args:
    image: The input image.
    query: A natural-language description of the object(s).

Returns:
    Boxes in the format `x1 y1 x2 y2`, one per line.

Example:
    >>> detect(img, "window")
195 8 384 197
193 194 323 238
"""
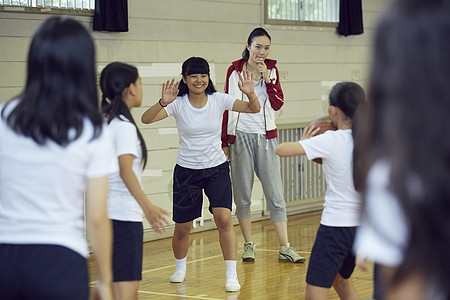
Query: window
0 0 94 10
265 0 339 26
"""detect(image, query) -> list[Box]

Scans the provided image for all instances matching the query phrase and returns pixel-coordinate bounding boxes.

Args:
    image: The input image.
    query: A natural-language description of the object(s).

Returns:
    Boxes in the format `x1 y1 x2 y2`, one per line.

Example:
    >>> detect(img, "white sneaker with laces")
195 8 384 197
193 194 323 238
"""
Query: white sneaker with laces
242 242 255 262
278 242 305 263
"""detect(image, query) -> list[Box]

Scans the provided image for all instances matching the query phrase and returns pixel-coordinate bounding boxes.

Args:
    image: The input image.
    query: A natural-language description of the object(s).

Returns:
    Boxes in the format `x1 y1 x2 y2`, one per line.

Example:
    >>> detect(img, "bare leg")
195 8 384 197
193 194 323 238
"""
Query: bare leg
170 221 193 283
273 221 289 245
305 283 329 300
112 281 139 300
212 207 237 260
333 273 359 300
213 207 240 291
238 217 252 243
172 221 193 259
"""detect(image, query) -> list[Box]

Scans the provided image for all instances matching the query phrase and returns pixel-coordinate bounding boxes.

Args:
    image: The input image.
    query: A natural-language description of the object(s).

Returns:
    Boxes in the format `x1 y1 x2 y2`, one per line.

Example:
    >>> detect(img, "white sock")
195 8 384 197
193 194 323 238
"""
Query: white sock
225 260 240 292
170 257 186 283
175 257 187 272
225 260 238 282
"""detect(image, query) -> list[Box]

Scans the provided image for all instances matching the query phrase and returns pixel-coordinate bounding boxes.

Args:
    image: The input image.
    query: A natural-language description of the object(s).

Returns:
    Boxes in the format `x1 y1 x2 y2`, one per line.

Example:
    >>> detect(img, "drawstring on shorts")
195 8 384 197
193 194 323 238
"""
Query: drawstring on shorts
257 133 269 151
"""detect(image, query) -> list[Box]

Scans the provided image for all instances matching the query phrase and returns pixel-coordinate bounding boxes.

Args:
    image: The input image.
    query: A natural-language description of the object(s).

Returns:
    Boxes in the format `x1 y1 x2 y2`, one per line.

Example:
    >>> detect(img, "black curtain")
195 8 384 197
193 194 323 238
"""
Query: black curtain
93 0 128 32
337 0 363 37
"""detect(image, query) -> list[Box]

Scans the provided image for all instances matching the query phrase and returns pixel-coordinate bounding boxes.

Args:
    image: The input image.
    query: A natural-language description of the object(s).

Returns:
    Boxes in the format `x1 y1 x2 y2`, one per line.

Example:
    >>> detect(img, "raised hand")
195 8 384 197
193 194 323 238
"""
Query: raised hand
237 70 255 96
161 78 180 106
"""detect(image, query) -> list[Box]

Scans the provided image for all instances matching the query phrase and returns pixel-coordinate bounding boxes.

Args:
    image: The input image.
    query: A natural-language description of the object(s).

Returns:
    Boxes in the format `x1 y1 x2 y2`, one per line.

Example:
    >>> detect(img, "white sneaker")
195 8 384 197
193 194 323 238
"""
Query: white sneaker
170 271 185 283
225 279 241 292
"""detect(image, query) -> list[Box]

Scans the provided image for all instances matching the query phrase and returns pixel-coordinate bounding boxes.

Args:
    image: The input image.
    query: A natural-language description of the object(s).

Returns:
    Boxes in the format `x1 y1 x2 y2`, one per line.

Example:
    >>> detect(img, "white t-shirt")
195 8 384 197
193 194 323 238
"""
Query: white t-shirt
165 92 235 169
0 101 117 257
236 79 267 134
353 161 408 266
107 117 144 221
354 161 445 300
300 129 361 226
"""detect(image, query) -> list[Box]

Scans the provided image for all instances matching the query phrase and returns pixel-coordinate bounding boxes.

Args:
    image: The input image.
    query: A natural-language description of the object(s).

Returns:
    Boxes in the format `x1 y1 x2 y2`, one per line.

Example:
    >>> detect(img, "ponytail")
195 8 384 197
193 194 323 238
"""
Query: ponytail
100 62 148 168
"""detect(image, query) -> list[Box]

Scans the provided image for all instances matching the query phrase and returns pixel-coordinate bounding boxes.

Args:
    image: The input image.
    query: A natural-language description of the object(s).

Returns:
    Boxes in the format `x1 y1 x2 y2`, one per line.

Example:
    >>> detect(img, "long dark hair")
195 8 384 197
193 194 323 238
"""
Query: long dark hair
178 57 217 97
362 0 450 294
242 27 271 59
327 82 366 192
100 62 148 168
1 16 102 146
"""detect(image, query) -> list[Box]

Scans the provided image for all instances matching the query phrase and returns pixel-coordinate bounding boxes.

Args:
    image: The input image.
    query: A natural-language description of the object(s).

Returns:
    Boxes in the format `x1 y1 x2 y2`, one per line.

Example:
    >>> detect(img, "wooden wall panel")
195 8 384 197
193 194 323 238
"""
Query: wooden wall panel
0 0 388 239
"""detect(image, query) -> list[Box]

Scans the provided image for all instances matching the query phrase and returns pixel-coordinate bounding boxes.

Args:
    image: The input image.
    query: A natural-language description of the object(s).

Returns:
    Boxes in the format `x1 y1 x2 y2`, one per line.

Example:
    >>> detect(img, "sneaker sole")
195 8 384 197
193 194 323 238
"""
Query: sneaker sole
225 285 241 292
278 255 306 263
170 276 185 283
242 257 255 262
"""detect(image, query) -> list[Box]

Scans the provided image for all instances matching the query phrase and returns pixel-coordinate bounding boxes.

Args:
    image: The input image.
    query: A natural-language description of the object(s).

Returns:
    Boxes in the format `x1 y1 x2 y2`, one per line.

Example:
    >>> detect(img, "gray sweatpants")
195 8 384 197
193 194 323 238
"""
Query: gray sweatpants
229 130 287 222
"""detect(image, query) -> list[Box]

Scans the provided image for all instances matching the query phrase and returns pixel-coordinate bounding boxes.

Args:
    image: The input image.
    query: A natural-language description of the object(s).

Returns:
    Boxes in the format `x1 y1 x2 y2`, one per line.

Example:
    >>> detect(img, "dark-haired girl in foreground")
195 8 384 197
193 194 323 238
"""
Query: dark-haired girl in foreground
100 62 170 300
141 56 260 292
353 0 450 299
0 16 115 299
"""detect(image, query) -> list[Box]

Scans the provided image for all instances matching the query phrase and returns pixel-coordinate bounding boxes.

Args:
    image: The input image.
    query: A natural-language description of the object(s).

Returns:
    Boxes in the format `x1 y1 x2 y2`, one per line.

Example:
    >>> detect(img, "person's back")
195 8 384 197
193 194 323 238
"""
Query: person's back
276 81 365 300
305 128 360 226
0 106 112 256
0 16 115 300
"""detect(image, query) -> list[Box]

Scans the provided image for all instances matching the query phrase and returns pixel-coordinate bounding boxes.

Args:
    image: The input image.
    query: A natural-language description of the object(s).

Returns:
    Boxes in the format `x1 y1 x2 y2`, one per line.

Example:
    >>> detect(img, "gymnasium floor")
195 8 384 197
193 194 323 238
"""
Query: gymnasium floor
88 210 374 299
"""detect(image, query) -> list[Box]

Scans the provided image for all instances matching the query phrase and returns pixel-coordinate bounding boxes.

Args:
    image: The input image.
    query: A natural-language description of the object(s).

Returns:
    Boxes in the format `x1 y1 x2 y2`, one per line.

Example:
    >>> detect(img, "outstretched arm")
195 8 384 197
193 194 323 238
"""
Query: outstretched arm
141 79 179 124
275 125 319 157
231 70 261 114
276 142 305 157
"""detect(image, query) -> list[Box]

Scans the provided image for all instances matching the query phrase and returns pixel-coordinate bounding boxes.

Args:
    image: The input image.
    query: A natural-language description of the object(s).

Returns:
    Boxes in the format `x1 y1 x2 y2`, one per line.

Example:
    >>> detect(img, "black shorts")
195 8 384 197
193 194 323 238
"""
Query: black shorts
306 224 357 288
172 162 232 223
0 244 89 299
112 220 143 282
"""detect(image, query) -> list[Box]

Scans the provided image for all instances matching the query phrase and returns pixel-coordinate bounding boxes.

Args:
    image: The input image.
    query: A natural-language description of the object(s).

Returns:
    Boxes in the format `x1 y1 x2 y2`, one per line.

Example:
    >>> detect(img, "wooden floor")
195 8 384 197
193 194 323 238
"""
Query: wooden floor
88 211 374 299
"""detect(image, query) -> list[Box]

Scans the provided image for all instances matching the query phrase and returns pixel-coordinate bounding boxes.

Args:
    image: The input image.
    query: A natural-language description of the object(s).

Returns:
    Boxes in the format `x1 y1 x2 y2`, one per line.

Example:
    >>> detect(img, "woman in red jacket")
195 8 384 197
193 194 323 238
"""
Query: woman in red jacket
222 27 305 264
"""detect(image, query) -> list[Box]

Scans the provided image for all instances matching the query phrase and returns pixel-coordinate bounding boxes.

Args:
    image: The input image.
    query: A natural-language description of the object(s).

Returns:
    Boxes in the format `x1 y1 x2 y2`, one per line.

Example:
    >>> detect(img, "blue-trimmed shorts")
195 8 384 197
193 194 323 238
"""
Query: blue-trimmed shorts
0 244 89 299
306 224 357 288
112 220 143 282
172 162 232 223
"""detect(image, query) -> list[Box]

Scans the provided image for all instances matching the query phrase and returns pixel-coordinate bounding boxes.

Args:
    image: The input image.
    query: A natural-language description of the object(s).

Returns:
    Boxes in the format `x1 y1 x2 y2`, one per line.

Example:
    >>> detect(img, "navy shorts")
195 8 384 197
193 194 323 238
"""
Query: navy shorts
112 220 143 282
0 244 89 299
306 224 357 288
172 162 232 223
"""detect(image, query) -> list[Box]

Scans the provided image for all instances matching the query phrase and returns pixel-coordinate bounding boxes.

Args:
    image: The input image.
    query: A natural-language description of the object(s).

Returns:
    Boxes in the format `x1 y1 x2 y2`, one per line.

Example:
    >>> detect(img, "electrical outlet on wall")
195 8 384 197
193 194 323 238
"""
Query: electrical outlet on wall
279 71 289 81
351 69 360 81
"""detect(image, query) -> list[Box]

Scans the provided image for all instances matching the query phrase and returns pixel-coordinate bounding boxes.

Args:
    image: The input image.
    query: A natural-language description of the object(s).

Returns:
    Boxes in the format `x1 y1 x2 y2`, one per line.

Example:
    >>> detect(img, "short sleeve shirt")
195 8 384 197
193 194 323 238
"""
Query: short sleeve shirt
165 92 235 169
300 129 361 226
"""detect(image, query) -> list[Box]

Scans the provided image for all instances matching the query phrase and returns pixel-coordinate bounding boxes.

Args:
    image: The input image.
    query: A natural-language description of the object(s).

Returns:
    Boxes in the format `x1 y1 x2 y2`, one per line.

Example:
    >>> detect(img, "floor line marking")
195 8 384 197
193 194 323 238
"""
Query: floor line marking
142 254 223 274
89 254 224 284
89 250 312 284
137 290 223 300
